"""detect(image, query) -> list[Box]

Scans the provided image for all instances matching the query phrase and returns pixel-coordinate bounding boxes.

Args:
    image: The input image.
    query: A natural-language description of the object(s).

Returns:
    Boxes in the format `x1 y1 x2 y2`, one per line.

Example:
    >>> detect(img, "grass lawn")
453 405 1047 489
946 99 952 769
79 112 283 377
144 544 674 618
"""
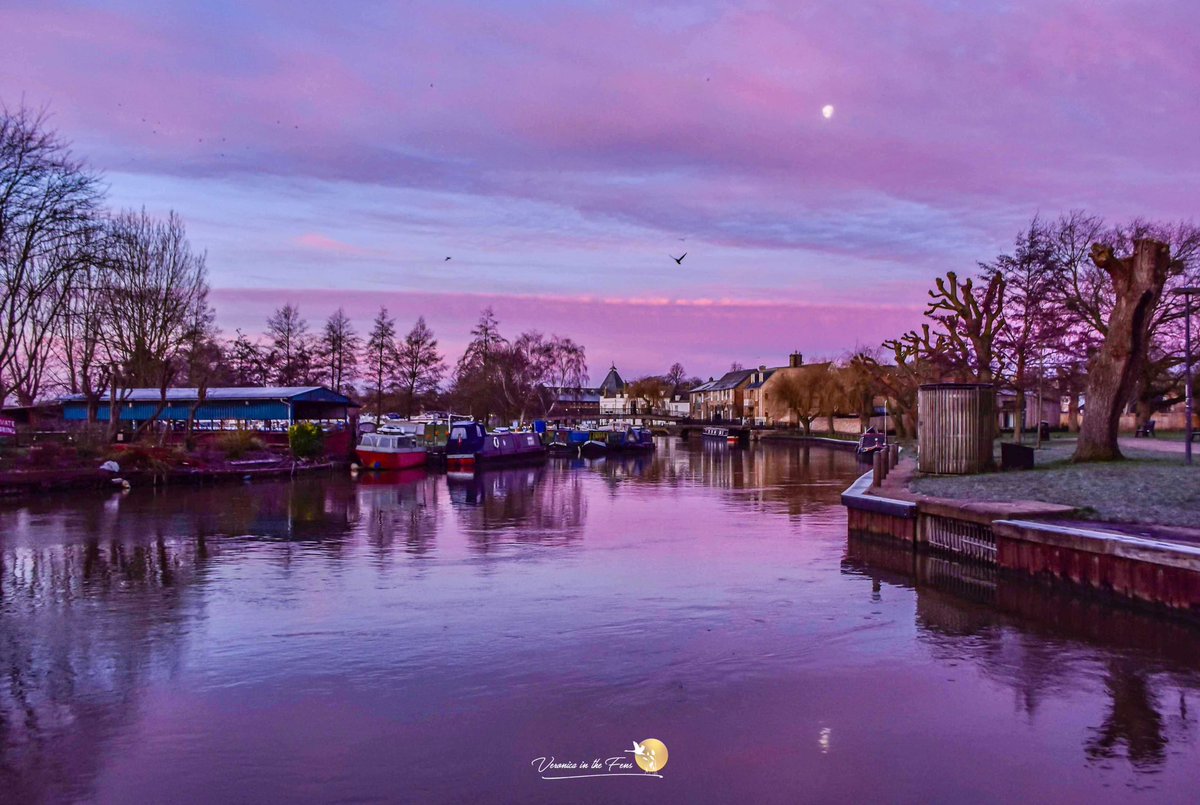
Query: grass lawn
911 436 1200 529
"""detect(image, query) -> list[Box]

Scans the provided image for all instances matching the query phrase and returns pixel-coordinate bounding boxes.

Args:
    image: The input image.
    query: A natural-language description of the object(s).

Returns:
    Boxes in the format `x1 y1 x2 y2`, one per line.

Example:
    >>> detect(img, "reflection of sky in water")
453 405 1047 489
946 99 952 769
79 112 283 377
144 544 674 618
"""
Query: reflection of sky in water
2 440 1199 802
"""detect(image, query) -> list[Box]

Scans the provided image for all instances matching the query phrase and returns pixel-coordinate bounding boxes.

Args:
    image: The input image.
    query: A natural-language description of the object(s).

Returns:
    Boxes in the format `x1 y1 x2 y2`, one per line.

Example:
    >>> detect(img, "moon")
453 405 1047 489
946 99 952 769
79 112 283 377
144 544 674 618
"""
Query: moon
822 104 835 119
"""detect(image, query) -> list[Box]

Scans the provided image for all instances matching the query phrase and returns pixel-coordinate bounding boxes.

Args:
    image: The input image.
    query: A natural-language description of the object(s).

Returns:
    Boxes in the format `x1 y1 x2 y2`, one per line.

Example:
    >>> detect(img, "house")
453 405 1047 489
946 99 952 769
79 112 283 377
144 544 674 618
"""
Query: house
996 390 1066 432
60 386 357 432
689 369 755 421
666 394 690 418
740 353 837 426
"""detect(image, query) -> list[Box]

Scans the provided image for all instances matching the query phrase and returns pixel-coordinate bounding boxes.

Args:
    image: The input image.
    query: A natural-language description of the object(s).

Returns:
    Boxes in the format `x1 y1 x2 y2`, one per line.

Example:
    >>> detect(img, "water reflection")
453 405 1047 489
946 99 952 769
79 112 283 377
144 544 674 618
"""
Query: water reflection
844 531 1200 774
1 443 1200 801
357 470 441 556
448 465 586 548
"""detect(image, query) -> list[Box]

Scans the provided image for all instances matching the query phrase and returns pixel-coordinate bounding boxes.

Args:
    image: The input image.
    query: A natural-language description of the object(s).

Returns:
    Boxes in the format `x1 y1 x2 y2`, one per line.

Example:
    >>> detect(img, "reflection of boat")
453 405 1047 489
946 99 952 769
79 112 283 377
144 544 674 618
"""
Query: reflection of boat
856 428 887 459
356 432 428 470
445 422 547 470
355 467 428 485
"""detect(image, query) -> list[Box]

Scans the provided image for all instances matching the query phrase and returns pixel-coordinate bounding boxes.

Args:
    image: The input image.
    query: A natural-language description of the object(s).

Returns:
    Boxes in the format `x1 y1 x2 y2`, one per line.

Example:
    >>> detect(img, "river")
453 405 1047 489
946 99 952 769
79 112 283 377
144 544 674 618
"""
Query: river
2 439 1199 803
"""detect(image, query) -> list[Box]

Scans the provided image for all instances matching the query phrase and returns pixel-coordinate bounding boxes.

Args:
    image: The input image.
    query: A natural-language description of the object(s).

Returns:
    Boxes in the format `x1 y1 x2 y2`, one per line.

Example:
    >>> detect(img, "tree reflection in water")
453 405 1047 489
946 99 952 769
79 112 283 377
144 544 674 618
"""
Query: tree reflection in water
845 531 1200 774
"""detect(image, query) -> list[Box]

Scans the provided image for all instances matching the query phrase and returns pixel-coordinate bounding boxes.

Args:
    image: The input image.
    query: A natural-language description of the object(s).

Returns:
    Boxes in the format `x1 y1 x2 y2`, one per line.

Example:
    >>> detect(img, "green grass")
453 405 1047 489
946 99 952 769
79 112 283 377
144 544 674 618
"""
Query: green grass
912 437 1200 529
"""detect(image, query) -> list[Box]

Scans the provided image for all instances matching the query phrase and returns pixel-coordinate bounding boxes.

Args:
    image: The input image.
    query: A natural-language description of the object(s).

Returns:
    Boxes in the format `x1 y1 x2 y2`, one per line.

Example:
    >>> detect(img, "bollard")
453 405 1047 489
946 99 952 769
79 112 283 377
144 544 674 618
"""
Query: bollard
889 443 900 470
873 450 885 486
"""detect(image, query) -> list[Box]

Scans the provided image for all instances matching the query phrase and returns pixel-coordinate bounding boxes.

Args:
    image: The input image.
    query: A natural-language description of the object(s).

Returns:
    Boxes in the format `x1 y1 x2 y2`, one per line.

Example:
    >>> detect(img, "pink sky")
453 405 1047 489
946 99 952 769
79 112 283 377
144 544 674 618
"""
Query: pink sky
4 0 1198 377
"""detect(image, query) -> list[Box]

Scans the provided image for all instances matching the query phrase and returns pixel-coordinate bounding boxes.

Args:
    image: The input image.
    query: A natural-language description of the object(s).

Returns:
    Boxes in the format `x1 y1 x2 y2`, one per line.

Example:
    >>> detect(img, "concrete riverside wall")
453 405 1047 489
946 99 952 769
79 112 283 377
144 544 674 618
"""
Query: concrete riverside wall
994 520 1200 613
842 473 1200 613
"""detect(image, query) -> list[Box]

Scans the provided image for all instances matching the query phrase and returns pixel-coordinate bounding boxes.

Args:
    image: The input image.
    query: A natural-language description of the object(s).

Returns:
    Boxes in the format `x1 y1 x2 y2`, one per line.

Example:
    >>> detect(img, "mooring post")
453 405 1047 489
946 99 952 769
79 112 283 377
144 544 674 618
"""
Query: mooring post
889 443 900 469
873 450 885 486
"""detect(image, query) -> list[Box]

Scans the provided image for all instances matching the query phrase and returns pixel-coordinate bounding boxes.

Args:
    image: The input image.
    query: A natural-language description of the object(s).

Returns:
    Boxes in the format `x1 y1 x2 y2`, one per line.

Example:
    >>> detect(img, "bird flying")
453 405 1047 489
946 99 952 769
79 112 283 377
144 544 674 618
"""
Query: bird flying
671 253 687 265
625 741 646 757
444 256 452 261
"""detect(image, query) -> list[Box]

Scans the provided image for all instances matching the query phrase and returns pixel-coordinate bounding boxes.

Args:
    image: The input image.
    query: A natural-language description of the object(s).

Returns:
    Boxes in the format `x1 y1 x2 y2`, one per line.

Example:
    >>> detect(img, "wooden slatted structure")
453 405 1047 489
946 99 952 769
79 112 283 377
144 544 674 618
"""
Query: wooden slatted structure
917 383 994 474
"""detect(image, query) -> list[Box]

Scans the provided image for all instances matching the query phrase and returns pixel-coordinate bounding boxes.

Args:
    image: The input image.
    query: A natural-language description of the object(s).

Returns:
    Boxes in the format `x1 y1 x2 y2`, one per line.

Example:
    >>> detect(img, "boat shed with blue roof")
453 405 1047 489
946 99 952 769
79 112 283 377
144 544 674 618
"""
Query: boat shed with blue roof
61 386 357 430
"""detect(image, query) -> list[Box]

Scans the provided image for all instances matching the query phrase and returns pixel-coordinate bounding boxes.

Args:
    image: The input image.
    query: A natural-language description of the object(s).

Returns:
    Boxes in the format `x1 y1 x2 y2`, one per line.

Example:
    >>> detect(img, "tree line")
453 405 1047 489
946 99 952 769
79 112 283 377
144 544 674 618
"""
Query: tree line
0 104 592 431
863 212 1199 461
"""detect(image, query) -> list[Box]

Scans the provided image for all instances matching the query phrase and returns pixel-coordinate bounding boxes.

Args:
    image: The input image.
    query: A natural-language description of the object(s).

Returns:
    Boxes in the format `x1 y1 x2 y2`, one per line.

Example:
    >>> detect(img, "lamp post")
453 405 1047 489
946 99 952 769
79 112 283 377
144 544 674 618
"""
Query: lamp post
1173 287 1200 465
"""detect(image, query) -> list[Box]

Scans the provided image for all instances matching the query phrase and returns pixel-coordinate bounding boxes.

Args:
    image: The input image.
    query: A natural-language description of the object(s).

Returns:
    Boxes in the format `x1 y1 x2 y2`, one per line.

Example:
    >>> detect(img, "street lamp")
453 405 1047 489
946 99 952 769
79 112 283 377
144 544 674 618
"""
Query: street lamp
1173 287 1200 465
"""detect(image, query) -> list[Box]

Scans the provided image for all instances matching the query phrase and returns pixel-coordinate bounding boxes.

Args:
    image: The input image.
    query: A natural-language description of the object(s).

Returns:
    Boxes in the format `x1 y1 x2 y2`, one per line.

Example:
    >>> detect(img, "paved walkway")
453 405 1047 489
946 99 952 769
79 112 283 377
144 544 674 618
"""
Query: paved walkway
1118 436 1195 455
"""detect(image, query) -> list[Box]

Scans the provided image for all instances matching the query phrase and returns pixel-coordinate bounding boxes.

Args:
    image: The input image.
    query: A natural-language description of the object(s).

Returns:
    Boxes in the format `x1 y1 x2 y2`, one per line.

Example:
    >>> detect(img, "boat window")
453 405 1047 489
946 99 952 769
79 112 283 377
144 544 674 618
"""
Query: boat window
451 427 466 440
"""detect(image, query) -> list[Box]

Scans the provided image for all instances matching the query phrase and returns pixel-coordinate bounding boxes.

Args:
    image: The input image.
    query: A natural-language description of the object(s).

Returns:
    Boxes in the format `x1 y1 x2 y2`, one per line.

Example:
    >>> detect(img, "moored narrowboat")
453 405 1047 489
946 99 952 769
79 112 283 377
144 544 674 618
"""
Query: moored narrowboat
856 428 887 460
356 432 428 470
446 422 548 470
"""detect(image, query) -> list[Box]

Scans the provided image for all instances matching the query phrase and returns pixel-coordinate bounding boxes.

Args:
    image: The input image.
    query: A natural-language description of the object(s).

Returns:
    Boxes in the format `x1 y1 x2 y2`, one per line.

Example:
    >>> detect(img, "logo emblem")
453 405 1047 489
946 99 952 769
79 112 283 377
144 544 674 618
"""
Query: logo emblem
629 739 668 773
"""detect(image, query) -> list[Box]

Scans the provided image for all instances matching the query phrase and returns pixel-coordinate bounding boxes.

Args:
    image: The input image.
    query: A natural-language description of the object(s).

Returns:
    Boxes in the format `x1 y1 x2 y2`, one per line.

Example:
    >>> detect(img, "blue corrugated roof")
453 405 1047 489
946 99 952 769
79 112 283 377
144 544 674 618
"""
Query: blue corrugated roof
60 386 354 404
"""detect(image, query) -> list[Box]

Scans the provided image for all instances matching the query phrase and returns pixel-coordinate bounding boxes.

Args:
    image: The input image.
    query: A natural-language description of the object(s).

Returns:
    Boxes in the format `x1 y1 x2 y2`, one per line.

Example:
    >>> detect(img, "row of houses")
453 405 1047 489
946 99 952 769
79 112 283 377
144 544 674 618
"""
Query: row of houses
544 352 837 426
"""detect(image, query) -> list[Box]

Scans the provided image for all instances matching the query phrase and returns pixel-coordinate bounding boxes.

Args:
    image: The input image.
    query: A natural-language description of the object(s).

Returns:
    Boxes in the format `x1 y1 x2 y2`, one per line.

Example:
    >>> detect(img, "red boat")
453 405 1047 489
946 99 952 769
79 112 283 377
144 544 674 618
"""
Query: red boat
356 432 428 470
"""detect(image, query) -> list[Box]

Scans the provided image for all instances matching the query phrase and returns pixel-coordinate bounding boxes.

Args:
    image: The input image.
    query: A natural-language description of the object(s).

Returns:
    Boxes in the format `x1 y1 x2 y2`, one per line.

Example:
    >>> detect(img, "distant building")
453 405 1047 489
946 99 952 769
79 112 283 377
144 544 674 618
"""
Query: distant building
689 369 755 421
543 363 627 422
60 386 357 432
741 353 835 426
543 387 601 421
597 364 634 416
666 394 690 418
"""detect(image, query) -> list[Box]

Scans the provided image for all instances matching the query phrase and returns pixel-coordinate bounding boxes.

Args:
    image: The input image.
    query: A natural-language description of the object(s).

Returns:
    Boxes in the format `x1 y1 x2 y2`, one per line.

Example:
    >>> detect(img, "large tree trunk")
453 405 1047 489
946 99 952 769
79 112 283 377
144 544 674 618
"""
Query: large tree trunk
1074 240 1171 462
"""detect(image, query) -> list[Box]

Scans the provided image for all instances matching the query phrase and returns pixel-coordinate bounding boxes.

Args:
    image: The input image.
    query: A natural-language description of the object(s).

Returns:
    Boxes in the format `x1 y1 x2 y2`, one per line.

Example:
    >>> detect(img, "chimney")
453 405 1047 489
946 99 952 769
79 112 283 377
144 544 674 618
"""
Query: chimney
789 352 804 368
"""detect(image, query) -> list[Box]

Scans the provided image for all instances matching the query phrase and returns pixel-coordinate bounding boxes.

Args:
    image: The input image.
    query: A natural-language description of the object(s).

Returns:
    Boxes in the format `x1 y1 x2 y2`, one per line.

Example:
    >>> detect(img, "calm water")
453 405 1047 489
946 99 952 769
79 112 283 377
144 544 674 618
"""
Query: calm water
3 440 1200 803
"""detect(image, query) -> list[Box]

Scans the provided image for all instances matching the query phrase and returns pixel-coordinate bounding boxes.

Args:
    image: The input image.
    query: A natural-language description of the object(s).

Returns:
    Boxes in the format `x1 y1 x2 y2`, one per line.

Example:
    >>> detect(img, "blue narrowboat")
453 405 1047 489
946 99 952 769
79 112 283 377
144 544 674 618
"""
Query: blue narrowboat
446 422 548 469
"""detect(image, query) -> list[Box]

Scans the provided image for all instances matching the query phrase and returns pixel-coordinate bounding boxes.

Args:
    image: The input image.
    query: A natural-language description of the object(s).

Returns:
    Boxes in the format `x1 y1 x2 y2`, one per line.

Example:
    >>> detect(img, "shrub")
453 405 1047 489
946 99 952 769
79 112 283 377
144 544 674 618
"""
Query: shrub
104 444 183 473
288 422 325 460
214 430 266 460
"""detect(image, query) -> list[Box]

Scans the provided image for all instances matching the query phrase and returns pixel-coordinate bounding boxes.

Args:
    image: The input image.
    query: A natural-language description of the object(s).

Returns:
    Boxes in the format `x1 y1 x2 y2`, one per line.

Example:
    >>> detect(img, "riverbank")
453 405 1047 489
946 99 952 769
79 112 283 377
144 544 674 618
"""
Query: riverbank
0 458 341 498
844 448 1200 615
911 436 1200 529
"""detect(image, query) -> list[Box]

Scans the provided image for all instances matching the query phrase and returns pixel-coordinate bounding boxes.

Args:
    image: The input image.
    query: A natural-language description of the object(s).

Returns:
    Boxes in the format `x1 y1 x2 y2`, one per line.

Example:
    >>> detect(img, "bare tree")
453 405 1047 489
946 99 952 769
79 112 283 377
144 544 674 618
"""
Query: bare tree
395 316 444 417
453 307 507 423
265 303 313 386
0 104 104 405
774 365 834 435
665 362 686 394
317 308 360 394
981 218 1065 443
363 306 398 418
226 329 269 386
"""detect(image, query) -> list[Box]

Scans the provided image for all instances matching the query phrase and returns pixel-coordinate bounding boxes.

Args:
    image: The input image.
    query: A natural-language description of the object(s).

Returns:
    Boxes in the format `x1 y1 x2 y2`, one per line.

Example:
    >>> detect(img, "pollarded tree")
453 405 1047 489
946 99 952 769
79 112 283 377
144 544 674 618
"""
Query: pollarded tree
363 306 398 419
396 316 444 416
